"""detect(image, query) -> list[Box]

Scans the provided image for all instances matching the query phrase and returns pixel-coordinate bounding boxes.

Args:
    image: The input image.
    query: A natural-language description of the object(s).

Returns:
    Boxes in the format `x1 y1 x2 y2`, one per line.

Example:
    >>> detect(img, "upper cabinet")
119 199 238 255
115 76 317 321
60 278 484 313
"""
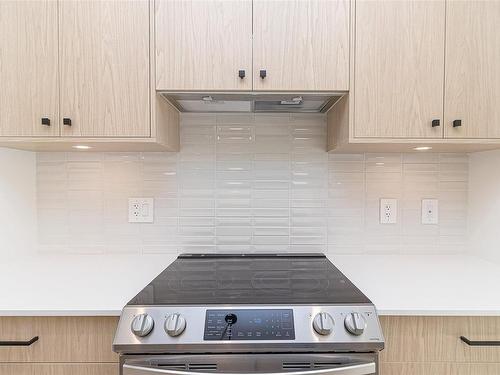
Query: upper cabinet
444 0 500 139
0 0 179 151
155 0 349 92
59 0 150 137
353 0 445 139
253 0 349 91
0 0 59 137
155 0 253 91
328 0 500 152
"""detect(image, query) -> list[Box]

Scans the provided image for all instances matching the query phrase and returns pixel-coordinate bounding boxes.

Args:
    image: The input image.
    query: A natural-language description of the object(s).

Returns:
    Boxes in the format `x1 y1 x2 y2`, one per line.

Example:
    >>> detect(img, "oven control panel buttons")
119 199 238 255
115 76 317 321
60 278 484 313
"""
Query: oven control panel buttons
131 313 154 337
344 312 367 336
313 312 335 336
204 309 295 341
165 313 187 337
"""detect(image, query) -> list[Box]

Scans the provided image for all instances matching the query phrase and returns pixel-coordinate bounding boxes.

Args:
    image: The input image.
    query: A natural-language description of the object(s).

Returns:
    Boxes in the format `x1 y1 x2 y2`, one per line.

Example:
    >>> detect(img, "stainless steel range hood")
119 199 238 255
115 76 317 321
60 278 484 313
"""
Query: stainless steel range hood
159 92 345 113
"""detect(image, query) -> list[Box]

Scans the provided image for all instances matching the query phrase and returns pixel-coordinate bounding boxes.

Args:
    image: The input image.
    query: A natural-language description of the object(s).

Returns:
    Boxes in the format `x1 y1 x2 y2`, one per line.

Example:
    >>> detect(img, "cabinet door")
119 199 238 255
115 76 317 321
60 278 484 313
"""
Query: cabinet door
0 364 118 375
354 0 445 139
0 1 59 137
444 1 500 139
0 317 118 362
155 0 252 91
60 0 150 137
253 0 349 91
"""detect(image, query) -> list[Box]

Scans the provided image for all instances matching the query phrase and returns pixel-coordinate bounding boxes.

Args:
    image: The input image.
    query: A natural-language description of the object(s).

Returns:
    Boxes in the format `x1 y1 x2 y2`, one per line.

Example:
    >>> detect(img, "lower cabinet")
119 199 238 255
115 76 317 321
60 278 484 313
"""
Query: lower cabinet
0 317 119 375
2 315 500 375
380 363 500 375
0 363 118 375
379 316 500 375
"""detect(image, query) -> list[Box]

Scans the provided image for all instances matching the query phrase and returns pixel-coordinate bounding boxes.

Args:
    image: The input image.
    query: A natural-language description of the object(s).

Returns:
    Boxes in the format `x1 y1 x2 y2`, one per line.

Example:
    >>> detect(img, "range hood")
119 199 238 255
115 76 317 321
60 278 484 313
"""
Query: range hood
159 92 345 113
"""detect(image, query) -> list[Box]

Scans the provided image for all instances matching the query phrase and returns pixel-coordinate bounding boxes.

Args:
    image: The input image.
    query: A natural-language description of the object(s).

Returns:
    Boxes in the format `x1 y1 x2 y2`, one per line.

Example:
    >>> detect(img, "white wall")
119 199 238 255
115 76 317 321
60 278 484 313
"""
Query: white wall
468 149 500 264
36 113 469 256
0 148 37 257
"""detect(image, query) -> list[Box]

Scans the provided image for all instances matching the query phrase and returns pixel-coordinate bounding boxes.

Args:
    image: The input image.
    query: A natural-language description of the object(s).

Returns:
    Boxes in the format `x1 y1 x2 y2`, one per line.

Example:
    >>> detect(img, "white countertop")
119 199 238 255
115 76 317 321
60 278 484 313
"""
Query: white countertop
1 254 500 316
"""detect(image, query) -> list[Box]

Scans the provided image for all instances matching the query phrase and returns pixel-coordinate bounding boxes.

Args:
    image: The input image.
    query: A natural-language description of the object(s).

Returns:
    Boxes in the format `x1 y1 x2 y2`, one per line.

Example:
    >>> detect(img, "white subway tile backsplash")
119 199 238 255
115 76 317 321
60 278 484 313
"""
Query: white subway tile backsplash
36 113 469 256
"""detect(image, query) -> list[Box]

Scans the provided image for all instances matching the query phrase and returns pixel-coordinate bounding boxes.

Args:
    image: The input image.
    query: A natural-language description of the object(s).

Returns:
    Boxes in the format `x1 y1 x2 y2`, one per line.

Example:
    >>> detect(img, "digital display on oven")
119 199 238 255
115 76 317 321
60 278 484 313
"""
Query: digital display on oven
204 309 295 341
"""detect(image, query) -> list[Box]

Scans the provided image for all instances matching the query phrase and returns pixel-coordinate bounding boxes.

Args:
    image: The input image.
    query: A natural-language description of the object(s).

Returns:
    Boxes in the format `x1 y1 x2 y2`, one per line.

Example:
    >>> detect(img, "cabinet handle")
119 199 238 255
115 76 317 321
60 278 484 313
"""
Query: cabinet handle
0 336 39 346
260 69 267 79
453 119 462 128
63 118 72 126
41 118 50 126
431 119 440 127
238 70 245 79
460 336 500 346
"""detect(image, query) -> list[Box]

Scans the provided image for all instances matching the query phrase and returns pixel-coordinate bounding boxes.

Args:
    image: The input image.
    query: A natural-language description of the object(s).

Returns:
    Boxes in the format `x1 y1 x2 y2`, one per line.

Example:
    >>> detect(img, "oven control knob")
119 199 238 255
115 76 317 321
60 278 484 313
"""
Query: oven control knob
313 312 334 336
131 313 154 337
165 313 186 337
344 312 367 336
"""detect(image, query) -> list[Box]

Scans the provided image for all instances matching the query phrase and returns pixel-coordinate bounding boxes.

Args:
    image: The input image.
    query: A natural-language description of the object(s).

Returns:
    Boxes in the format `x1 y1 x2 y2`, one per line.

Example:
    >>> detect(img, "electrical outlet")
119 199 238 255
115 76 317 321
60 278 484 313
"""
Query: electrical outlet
422 199 438 224
380 198 398 224
128 198 154 223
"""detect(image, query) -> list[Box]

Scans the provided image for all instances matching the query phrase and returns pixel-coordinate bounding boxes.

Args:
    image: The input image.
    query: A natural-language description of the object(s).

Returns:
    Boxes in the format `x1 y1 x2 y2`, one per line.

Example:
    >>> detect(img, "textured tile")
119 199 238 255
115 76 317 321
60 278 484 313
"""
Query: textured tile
35 113 469 256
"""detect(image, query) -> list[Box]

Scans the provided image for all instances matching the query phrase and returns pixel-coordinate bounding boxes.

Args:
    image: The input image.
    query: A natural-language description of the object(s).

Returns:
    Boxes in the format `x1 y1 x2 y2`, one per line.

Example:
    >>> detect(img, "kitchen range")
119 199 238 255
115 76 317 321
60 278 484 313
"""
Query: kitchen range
113 254 384 375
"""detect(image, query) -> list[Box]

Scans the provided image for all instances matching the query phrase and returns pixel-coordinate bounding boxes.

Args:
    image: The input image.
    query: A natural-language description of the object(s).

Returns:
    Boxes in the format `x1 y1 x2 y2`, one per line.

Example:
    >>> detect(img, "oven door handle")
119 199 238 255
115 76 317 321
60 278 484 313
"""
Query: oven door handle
123 362 376 375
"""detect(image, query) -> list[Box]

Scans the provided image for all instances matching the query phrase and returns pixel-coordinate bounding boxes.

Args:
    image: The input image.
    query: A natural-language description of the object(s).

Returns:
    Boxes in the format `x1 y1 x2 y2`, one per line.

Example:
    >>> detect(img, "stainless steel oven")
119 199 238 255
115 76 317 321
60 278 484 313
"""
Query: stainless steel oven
113 254 384 375
121 353 378 375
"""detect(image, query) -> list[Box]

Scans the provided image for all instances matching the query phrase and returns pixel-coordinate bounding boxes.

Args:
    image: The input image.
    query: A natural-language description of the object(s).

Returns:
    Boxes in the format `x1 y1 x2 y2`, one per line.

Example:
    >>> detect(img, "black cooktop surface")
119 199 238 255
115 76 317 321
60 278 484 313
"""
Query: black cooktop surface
127 253 371 305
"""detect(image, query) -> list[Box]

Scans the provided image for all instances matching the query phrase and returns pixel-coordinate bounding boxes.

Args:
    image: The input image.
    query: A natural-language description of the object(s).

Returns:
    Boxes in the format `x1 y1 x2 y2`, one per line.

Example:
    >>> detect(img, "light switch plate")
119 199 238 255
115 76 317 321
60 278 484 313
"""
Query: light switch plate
380 198 398 224
422 199 438 224
128 198 154 223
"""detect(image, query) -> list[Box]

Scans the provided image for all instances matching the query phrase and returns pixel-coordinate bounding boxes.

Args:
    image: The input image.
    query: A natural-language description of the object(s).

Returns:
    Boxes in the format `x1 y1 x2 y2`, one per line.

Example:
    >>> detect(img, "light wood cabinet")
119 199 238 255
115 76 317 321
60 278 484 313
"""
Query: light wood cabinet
0 0 59 137
0 317 118 363
379 316 500 375
0 317 119 375
156 0 349 92
0 363 118 375
353 0 445 139
380 363 500 375
327 0 500 153
155 0 252 91
59 0 150 137
253 0 349 91
0 0 179 151
444 0 500 139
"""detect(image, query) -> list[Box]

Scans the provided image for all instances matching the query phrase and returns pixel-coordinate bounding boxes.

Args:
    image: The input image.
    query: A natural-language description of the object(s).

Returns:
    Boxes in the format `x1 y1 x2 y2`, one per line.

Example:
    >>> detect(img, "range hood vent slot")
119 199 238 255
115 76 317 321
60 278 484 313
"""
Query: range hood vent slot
159 92 345 114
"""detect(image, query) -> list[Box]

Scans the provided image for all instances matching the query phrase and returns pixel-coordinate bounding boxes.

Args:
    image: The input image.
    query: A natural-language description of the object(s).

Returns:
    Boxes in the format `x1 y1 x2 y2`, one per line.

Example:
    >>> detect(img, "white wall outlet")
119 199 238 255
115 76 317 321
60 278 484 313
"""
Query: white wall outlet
422 199 439 224
380 198 398 224
128 198 154 223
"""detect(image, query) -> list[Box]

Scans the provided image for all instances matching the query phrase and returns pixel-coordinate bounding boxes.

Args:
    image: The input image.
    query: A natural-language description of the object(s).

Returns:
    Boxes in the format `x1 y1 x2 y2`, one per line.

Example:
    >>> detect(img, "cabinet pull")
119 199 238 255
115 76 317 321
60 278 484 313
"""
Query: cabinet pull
431 119 440 127
63 118 72 126
41 118 50 126
238 70 245 79
453 119 462 128
460 336 500 346
260 69 267 79
0 336 39 346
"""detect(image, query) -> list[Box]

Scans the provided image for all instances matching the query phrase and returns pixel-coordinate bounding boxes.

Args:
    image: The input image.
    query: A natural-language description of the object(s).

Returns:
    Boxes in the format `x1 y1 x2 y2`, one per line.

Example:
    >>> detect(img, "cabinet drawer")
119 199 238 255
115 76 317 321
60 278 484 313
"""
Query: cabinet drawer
0 317 118 363
0 363 118 375
380 363 500 375
380 316 500 363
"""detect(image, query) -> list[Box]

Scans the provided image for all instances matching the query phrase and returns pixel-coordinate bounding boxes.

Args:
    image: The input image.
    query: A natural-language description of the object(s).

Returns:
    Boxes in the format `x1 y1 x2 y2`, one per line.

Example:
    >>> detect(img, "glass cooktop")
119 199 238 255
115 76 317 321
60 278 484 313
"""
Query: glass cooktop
127 253 371 305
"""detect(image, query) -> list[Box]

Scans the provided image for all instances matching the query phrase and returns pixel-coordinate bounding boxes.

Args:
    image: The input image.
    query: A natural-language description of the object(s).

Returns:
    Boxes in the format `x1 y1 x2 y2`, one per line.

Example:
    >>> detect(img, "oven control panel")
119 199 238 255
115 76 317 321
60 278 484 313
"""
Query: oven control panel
204 309 295 340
